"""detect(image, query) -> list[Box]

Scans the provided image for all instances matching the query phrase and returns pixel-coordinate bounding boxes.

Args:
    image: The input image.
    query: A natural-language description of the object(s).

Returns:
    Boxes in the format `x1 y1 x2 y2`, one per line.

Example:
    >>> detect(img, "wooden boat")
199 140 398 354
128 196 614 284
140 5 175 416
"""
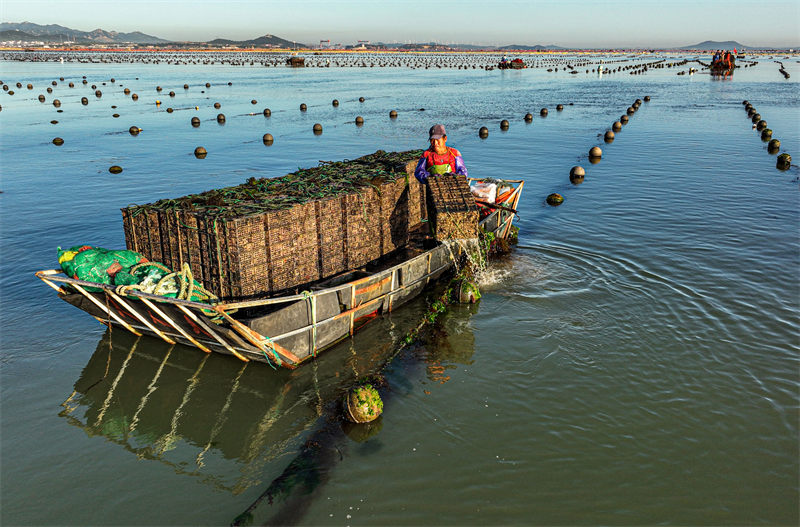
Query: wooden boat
37 178 523 369
498 58 526 70
286 56 305 67
709 55 735 75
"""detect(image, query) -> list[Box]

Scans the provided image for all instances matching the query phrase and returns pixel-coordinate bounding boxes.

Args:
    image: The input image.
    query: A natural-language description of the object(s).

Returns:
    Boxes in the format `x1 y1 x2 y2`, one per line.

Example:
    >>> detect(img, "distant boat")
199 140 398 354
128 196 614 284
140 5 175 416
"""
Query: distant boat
498 58 526 70
286 53 304 67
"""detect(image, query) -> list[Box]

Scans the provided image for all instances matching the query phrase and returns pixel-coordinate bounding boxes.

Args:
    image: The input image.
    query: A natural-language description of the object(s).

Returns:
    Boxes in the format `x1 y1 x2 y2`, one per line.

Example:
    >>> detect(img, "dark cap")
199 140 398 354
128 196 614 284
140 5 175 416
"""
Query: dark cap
429 124 446 140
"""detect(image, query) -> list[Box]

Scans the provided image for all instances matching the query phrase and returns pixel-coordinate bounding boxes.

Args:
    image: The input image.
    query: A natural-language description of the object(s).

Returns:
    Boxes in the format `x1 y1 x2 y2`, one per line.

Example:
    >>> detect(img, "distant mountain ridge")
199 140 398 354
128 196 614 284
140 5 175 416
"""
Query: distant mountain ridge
0 21 169 44
679 40 747 50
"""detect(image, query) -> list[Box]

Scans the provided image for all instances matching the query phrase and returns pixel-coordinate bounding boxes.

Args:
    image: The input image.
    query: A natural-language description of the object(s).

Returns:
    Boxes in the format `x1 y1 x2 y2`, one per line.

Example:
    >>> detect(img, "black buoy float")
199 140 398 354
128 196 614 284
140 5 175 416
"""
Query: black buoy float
183 84 189 89
751 113 761 123
644 96 651 102
612 121 622 131
359 96 365 102
620 115 629 124
756 120 767 131
546 193 564 206
300 103 307 111
263 108 271 116
214 102 221 109
524 113 533 122
479 126 489 138
216 113 225 122
263 133 274 145
332 99 339 106
131 93 138 101
768 139 781 151
251 99 257 105
194 146 207 159
95 90 102 97
108 165 123 174
761 129 773 140
169 91 175 97
38 94 45 102
500 119 509 129
540 108 548 116
166 107 174 113
355 116 364 125
390 110 397 118
776 153 791 170
129 126 140 135
52 137 64 146
556 104 564 111
604 130 615 143
52 99 61 107
589 146 602 159
626 106 635 115
191 116 200 127
81 97 88 105
313 123 323 134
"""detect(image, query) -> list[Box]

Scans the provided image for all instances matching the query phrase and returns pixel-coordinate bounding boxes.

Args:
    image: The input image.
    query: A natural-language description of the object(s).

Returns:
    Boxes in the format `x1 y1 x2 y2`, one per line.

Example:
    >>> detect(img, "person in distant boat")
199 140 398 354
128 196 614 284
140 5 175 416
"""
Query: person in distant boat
414 124 468 183
712 49 721 65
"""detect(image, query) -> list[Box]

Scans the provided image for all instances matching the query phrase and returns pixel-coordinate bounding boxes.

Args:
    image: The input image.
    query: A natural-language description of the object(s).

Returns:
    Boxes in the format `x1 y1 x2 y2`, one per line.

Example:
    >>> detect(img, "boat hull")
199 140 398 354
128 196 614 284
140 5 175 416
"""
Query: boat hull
37 179 523 369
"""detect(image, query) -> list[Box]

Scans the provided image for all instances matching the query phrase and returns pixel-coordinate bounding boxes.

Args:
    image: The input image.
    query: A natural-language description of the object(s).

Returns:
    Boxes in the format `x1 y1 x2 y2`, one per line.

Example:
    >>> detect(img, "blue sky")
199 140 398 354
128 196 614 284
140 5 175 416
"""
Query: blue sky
2 0 798 47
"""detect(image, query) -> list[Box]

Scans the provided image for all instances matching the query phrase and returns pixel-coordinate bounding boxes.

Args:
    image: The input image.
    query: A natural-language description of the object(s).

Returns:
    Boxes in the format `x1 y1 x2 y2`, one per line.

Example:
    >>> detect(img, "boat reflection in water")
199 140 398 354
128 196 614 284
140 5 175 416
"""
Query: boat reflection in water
233 302 478 526
59 297 477 506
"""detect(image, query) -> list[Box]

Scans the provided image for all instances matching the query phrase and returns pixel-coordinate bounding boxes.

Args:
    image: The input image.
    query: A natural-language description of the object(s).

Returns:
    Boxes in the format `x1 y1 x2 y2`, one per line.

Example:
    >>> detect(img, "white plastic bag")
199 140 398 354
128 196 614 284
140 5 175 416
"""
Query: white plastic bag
470 182 497 203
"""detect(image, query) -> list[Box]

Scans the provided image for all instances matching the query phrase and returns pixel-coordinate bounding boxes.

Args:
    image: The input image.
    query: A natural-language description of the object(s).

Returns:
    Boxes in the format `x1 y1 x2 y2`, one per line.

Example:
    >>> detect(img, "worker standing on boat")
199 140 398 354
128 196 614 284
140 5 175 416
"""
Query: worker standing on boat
414 124 468 182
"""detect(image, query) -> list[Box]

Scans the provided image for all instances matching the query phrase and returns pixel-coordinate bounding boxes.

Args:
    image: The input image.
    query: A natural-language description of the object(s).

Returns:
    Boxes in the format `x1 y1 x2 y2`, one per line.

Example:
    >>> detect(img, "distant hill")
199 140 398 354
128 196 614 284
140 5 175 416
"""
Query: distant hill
0 21 170 44
205 34 305 48
679 40 748 50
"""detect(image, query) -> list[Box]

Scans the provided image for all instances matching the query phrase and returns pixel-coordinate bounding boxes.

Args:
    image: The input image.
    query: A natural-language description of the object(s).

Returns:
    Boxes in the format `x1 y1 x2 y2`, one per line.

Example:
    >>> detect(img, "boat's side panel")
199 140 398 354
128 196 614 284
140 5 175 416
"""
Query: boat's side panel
58 291 267 362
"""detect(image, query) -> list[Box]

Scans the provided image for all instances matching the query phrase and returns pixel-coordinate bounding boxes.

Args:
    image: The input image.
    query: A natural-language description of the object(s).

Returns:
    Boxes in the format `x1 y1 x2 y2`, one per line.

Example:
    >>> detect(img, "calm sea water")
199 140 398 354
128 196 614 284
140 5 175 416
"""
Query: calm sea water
1 52 798 526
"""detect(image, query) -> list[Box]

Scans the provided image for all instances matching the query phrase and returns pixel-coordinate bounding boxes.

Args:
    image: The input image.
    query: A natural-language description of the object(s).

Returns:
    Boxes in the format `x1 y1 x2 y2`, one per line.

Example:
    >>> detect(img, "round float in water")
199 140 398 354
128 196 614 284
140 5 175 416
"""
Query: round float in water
108 165 123 174
569 166 585 184
546 193 564 206
344 384 383 423
194 146 207 159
